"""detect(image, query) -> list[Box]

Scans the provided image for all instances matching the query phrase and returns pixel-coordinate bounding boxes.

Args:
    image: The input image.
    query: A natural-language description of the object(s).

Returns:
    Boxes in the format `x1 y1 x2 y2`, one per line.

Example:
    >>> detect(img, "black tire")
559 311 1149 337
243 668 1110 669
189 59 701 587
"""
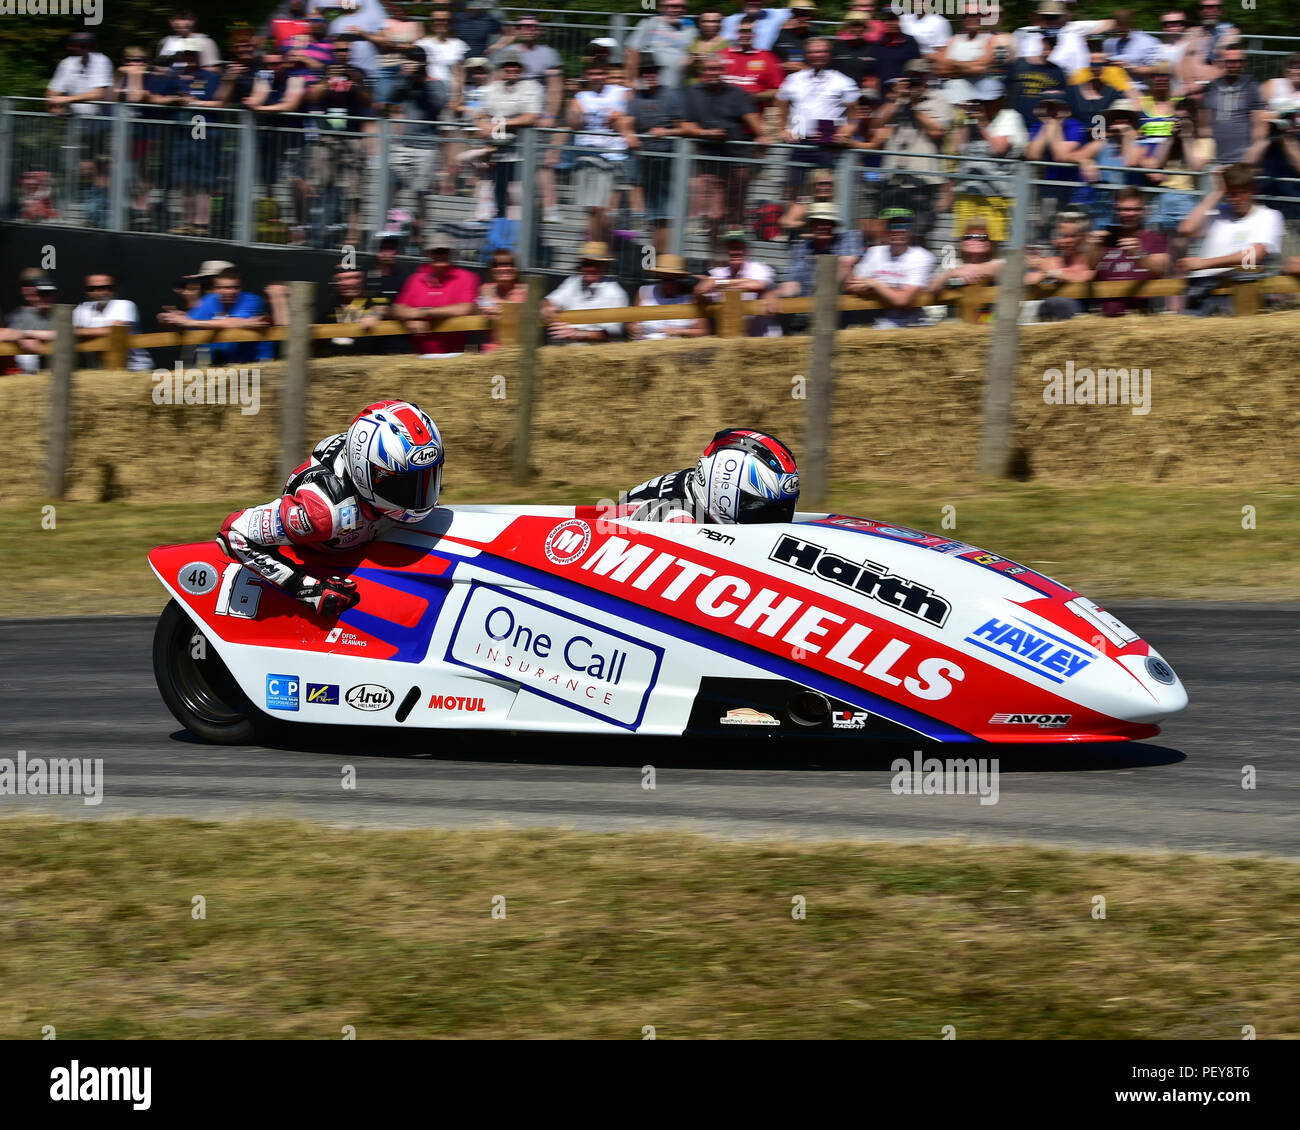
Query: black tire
152 599 265 744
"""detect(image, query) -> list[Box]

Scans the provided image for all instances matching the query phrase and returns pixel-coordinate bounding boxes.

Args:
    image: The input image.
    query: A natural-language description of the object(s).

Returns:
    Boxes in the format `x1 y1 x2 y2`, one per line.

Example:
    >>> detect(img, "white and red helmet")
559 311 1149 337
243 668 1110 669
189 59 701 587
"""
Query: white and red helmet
344 400 444 522
689 428 800 524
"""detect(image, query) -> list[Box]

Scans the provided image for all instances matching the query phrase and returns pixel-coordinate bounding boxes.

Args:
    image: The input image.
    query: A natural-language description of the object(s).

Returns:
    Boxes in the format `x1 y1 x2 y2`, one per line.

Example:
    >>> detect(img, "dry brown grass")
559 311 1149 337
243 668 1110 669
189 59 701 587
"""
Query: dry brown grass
5 312 1297 506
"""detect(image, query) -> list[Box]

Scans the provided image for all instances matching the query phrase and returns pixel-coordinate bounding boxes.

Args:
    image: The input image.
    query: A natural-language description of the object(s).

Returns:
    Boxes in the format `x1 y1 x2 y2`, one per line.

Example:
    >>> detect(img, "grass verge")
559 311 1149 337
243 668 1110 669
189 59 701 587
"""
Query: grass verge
1 481 1295 617
1 817 1296 1039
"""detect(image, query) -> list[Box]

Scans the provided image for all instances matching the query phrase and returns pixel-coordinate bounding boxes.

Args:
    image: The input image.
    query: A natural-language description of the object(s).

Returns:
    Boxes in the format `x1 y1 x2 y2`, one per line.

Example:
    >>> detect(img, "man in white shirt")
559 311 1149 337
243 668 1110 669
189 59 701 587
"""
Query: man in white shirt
158 10 221 68
721 0 790 54
542 243 630 343
847 208 937 328
776 38 860 200
1018 1 1113 77
476 54 542 219
695 230 776 336
416 7 469 116
1103 9 1162 83
569 62 631 241
1177 163 1284 314
900 9 952 57
46 32 113 117
72 273 153 371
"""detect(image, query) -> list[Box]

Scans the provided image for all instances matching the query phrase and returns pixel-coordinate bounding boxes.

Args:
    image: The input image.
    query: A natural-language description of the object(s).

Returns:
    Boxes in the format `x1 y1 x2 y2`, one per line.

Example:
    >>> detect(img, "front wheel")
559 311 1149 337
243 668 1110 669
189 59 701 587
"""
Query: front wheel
153 599 264 744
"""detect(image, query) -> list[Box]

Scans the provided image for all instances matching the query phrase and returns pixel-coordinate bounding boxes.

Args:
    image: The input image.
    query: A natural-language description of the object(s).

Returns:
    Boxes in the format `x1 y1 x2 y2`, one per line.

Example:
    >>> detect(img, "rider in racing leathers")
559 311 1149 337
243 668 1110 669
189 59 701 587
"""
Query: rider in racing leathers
217 399 445 617
624 428 800 524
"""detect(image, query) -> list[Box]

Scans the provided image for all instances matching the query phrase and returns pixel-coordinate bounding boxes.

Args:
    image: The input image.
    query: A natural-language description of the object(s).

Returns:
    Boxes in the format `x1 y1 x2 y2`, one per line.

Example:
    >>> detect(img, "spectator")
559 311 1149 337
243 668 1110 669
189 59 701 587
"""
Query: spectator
265 0 314 50
1249 103 1300 229
1006 33 1069 129
681 55 767 246
320 267 388 356
1200 46 1266 165
776 38 859 201
948 80 1027 245
780 167 836 238
386 46 442 243
297 16 337 72
1025 211 1095 320
772 0 817 76
1178 164 1284 315
868 61 952 243
1067 36 1136 125
1262 54 1300 112
367 234 410 305
900 7 952 58
356 1 424 108
831 13 881 88
6 275 58 374
1134 95 1210 252
442 57 495 202
1087 186 1170 315
46 32 113 118
476 53 542 221
542 243 630 345
17 169 59 223
1025 88 1102 238
216 32 264 108
302 40 373 246
582 38 623 82
1155 9 1195 90
627 0 698 90
453 0 503 61
1135 61 1178 152
686 9 731 85
1031 2 1114 79
158 9 220 67
766 203 863 327
330 4 382 78
619 62 686 255
490 15 564 222
839 1 887 44
72 272 153 370
477 248 527 353
721 0 790 54
632 255 709 340
846 208 937 328
393 238 479 358
872 9 923 88
1103 9 1162 85
152 42 224 237
930 219 1005 288
157 268 273 364
569 62 632 243
1182 0 1238 83
939 4 995 90
416 8 468 120
695 229 776 337
721 16 785 108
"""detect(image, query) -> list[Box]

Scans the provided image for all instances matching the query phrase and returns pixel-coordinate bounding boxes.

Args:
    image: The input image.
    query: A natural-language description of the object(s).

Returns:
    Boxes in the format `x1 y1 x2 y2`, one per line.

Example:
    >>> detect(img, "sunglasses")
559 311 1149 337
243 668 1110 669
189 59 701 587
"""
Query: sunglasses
962 233 990 241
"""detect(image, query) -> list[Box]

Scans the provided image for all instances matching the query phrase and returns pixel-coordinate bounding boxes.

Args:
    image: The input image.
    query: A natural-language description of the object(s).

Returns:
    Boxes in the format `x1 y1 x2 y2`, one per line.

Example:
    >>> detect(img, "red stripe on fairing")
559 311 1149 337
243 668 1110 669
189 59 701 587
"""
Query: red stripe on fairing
443 517 1149 739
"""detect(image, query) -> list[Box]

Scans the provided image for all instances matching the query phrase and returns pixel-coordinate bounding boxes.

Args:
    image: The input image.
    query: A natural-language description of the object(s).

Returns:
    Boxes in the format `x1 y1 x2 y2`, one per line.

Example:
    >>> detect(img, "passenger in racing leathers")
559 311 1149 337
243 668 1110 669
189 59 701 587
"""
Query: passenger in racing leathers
624 428 800 523
217 399 444 617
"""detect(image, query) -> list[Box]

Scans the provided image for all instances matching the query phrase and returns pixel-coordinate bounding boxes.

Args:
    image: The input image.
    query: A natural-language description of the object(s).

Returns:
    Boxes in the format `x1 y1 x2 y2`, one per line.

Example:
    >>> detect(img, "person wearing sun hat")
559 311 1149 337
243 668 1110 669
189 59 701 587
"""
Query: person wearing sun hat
632 254 709 340
696 228 777 336
764 202 863 332
541 242 630 344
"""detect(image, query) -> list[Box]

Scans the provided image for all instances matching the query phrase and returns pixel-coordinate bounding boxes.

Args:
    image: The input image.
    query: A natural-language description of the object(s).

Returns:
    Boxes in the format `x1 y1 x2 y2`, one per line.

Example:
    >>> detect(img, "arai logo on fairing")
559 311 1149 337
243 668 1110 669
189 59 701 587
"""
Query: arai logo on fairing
346 684 394 711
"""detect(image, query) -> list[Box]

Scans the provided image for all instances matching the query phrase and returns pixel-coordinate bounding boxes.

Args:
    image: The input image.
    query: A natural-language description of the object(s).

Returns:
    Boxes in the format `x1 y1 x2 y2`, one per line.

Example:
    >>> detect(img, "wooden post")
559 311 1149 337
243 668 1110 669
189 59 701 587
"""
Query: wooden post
106 322 129 370
48 304 75 499
280 281 314 482
1232 277 1260 316
512 276 544 486
978 160 1031 477
497 299 520 348
802 254 839 509
718 286 744 338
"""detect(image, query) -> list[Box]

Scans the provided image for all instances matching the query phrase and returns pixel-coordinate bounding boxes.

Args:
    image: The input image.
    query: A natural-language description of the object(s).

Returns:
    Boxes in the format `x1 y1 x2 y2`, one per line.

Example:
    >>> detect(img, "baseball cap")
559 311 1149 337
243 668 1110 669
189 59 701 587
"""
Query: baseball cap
721 229 748 244
467 56 490 69
33 276 58 291
589 37 618 50
187 259 236 278
426 235 453 252
880 207 915 228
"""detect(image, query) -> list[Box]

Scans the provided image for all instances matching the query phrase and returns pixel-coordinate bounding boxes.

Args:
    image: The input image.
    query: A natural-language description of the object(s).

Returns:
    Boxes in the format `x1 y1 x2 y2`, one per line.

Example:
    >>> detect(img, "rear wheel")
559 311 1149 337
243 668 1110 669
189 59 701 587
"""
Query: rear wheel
153 599 264 744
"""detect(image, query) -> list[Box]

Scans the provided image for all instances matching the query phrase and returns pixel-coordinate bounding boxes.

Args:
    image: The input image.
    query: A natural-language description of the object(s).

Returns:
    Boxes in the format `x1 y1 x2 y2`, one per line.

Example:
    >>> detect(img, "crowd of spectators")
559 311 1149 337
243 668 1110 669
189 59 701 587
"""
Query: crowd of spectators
6 1 1300 358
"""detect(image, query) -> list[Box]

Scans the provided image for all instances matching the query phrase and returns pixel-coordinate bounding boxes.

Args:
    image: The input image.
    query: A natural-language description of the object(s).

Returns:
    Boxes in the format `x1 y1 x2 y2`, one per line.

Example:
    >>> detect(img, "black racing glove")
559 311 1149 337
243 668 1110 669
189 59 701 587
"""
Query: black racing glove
301 575 360 617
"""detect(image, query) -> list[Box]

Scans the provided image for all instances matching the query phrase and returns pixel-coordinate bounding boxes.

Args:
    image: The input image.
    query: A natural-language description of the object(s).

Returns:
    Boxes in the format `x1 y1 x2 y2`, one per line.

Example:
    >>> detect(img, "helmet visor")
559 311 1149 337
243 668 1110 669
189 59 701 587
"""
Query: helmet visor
372 465 441 512
737 491 796 524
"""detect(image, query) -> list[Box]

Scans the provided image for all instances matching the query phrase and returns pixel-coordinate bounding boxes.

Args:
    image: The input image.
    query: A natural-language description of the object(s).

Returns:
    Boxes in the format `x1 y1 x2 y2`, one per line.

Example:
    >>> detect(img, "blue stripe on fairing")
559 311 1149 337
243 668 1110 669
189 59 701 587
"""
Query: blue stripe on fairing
1011 615 1097 657
805 518 1060 598
337 567 453 664
963 637 1065 684
426 544 977 742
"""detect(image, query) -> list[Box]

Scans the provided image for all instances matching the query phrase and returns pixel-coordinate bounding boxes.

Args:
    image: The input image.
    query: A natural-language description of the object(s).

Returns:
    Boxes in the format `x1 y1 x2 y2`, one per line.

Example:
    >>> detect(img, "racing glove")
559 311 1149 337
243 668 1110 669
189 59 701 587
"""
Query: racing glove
300 575 360 617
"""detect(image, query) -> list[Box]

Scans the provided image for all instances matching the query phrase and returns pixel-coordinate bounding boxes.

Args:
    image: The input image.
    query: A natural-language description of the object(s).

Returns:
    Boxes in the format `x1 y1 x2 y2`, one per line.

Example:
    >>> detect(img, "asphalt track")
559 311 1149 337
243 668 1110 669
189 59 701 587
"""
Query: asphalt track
0 605 1296 858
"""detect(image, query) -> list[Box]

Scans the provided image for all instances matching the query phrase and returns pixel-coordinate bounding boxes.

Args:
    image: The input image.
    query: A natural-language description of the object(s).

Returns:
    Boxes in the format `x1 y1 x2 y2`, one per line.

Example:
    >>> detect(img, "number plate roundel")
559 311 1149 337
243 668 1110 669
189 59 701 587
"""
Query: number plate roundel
177 562 220 594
